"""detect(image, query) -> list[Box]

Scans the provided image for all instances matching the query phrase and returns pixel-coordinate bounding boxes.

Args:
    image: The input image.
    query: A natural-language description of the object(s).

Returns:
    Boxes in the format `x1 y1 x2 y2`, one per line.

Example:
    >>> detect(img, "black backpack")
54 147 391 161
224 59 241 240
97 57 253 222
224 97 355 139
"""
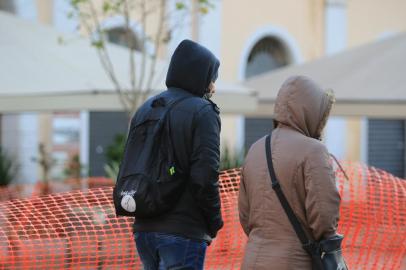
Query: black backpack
113 96 191 218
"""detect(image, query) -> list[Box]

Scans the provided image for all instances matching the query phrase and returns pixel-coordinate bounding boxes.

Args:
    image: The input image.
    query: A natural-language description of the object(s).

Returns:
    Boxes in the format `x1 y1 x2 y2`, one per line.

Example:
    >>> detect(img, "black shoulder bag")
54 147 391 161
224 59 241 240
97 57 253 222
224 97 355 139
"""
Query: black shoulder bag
265 135 348 270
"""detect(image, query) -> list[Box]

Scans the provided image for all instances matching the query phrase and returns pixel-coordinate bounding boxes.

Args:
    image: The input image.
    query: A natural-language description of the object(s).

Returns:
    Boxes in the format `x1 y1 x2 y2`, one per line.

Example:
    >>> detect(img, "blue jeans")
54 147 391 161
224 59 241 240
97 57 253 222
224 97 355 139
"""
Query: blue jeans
134 232 207 270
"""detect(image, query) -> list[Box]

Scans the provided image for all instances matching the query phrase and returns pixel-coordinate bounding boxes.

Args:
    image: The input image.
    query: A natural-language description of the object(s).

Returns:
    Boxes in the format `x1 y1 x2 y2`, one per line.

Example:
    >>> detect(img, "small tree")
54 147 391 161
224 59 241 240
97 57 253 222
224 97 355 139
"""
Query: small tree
68 0 214 117
104 133 126 180
64 154 84 180
32 143 56 194
220 144 245 171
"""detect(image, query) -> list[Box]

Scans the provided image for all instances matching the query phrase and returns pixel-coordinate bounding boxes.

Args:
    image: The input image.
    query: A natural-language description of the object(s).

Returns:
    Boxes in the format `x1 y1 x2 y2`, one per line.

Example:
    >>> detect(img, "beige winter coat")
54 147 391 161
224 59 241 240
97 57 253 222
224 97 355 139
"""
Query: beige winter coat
238 76 341 270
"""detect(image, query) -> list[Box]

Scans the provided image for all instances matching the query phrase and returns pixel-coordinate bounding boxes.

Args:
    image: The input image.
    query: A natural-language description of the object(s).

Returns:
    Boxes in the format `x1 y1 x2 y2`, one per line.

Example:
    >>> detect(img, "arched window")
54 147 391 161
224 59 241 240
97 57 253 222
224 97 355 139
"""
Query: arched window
244 36 292 151
245 37 290 79
106 27 142 51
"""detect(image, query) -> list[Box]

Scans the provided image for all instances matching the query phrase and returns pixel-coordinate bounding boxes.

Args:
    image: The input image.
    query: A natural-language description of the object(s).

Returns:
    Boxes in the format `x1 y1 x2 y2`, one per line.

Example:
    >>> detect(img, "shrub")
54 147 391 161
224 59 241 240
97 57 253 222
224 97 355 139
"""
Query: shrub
104 133 126 180
0 146 18 186
220 145 245 171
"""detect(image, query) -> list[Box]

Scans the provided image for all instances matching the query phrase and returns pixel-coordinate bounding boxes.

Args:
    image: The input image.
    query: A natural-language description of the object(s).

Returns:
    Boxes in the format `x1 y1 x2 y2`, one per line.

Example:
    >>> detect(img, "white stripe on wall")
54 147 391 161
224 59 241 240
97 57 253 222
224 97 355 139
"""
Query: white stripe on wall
198 0 222 58
80 111 90 177
323 0 348 159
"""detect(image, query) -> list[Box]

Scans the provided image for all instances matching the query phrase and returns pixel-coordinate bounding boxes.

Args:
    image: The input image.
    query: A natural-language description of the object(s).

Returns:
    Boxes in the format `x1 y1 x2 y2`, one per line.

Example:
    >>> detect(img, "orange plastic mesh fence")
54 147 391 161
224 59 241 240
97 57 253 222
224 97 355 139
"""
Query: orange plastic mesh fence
0 177 114 202
0 163 405 269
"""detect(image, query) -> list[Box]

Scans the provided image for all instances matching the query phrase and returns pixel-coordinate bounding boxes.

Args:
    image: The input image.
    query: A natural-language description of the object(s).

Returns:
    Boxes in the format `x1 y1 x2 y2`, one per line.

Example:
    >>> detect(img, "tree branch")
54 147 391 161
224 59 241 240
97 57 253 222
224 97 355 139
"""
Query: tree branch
123 0 137 110
87 0 132 112
69 0 215 117
136 0 147 96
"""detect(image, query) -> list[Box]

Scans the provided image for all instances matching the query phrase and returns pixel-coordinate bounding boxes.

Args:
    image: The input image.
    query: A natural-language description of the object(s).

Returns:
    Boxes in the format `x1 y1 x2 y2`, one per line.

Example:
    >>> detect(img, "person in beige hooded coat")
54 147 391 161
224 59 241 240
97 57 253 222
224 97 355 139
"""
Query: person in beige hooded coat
238 75 341 270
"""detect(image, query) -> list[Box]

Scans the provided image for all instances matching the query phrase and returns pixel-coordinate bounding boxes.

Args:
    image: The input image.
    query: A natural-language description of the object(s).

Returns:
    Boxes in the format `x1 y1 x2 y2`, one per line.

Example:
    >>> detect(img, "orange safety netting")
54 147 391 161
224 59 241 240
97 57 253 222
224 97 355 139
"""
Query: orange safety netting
0 177 114 202
0 163 405 269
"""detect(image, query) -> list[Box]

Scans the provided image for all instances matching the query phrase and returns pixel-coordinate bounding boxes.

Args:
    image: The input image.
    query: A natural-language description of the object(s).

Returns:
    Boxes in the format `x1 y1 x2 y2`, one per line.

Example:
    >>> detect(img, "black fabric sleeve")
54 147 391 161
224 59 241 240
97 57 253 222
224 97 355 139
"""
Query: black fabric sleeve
189 106 223 238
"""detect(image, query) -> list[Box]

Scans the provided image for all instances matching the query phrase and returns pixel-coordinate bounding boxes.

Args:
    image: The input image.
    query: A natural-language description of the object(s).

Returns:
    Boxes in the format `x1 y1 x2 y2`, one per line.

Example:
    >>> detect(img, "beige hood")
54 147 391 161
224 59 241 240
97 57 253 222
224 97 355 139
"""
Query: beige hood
274 75 335 139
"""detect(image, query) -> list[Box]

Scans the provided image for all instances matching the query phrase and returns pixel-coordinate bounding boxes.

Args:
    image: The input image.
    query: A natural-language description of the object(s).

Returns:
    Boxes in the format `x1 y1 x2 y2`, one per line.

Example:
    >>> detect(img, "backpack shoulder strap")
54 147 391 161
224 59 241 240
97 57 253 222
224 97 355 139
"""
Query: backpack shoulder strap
165 96 193 165
265 135 311 246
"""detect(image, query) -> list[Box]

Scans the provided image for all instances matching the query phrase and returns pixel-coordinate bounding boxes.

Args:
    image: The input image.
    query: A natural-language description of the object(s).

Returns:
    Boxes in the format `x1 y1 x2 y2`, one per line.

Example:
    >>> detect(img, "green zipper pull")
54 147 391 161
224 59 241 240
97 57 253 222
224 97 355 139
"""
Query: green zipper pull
169 166 176 176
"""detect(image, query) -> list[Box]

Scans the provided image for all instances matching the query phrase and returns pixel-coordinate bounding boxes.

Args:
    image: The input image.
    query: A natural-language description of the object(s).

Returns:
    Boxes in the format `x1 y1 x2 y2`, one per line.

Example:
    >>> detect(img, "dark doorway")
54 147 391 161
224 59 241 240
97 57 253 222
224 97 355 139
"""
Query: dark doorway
89 112 128 176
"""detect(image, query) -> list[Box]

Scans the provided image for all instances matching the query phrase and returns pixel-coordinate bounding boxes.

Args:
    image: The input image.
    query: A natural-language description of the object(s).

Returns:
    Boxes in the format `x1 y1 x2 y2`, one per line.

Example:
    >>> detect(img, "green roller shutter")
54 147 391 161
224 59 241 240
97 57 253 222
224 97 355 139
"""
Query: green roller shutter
368 119 405 178
244 117 274 152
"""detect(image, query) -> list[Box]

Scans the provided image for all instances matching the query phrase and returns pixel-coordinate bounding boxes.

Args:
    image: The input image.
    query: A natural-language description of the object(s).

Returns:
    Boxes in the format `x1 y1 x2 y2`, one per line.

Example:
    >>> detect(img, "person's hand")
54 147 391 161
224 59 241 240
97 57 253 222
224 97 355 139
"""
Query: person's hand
209 220 224 239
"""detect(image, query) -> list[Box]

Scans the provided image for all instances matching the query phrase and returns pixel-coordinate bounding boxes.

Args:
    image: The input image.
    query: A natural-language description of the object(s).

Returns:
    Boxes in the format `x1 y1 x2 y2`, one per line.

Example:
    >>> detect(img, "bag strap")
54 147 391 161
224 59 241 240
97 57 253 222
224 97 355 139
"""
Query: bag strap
165 95 194 136
166 96 193 114
265 135 311 246
166 96 194 166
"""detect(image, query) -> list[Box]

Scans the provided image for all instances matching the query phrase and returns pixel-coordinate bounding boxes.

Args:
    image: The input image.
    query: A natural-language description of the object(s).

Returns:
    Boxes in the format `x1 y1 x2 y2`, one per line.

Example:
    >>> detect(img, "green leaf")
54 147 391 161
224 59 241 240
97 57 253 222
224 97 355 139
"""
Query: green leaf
162 30 172 44
199 7 209 14
176 2 186 10
106 134 126 163
102 2 111 13
57 36 65 45
0 146 18 186
112 1 123 12
67 11 74 19
198 0 215 9
104 161 120 181
70 0 87 8
91 40 105 49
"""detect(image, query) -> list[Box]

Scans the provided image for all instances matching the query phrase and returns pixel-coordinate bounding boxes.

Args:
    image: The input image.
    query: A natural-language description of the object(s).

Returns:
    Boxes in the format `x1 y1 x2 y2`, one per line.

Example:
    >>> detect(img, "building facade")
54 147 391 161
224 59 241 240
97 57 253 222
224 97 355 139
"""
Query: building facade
1 0 406 181
213 0 406 177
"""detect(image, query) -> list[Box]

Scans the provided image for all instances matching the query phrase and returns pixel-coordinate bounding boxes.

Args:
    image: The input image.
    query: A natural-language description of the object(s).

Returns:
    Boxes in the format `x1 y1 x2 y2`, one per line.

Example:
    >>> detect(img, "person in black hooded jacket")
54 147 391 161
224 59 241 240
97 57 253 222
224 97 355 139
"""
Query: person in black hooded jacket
133 39 223 270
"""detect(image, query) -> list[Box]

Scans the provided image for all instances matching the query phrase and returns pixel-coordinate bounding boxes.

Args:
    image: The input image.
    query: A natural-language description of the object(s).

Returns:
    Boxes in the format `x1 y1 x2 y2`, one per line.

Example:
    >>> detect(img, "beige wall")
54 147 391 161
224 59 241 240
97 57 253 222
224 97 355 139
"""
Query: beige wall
346 0 406 162
218 0 326 154
220 0 325 81
36 0 53 25
218 0 406 81
217 0 406 161
347 0 406 47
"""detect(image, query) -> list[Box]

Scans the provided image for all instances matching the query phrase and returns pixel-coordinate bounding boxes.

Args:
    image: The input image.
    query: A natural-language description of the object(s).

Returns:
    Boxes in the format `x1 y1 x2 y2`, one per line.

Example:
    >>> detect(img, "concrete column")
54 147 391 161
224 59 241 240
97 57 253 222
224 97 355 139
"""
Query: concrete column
360 117 368 164
80 111 90 177
2 114 39 184
346 117 362 162
323 0 349 160
38 113 53 151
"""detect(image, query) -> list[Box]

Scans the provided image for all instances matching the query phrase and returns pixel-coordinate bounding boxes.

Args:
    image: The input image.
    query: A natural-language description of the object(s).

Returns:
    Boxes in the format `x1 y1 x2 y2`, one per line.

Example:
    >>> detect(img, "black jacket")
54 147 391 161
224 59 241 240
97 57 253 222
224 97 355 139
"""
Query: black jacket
133 40 223 242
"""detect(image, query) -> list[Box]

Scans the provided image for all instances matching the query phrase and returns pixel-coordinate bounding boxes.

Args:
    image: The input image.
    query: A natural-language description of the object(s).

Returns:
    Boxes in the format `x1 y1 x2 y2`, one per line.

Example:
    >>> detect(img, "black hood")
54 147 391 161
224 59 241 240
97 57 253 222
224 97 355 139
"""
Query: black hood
166 39 220 97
